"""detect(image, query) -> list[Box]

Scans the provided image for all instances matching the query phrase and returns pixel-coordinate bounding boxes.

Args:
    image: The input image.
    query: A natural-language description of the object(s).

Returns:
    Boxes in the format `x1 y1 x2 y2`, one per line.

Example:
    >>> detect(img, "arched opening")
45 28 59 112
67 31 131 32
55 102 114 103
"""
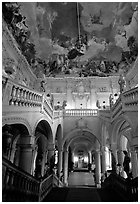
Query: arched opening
62 129 101 186
34 120 53 178
2 123 29 165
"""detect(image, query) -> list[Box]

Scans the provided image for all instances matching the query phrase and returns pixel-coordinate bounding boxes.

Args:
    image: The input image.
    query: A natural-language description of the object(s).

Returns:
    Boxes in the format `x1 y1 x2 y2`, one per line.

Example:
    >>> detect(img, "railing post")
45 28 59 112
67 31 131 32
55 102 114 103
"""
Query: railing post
41 94 44 113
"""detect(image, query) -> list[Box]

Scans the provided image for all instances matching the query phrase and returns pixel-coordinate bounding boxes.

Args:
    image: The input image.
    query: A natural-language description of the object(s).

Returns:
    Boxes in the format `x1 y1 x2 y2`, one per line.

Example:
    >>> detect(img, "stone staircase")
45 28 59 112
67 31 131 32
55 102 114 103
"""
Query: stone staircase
43 186 128 202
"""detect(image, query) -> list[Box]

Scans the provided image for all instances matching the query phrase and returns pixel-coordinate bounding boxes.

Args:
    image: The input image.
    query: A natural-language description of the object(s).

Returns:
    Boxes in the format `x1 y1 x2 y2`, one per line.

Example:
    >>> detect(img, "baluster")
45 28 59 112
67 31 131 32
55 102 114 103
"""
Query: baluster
26 91 29 106
36 95 38 106
22 90 26 106
35 94 37 106
28 92 32 106
15 87 20 105
9 86 16 105
20 89 24 106
32 94 35 106
31 93 33 106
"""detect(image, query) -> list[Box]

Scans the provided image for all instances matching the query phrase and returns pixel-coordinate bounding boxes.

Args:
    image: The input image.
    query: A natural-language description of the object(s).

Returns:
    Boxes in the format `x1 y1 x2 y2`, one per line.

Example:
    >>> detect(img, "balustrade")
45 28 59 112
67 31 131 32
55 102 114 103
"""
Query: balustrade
123 87 138 111
2 76 42 108
42 94 53 119
111 87 138 121
53 174 64 187
53 110 63 118
39 174 53 201
2 157 40 201
102 173 138 201
64 109 98 117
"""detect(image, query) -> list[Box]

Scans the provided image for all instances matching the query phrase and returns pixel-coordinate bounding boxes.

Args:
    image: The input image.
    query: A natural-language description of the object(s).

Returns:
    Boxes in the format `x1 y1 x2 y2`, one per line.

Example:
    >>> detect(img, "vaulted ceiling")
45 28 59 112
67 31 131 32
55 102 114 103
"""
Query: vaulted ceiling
3 2 138 77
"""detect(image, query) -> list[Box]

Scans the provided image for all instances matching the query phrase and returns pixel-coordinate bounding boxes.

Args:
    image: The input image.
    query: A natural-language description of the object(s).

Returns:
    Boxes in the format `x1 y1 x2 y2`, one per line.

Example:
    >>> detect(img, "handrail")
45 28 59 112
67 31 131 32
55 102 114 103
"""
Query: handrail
53 174 64 187
2 157 40 201
42 94 53 119
39 174 53 201
3 158 64 202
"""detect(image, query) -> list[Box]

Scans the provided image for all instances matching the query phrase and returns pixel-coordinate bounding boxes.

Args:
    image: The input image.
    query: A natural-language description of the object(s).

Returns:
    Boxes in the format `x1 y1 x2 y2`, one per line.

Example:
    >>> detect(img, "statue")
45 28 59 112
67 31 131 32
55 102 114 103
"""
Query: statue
118 74 126 93
109 94 114 108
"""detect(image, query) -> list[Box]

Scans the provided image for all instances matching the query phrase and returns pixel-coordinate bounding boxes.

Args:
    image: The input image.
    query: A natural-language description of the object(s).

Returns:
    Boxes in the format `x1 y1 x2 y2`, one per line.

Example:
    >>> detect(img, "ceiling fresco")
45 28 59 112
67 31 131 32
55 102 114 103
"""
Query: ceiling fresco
2 2 138 78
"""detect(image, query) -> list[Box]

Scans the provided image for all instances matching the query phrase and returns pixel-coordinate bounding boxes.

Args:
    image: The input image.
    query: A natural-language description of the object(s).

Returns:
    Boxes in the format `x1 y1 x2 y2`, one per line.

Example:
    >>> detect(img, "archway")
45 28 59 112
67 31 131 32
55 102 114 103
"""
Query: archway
2 123 29 165
62 129 101 186
34 120 53 178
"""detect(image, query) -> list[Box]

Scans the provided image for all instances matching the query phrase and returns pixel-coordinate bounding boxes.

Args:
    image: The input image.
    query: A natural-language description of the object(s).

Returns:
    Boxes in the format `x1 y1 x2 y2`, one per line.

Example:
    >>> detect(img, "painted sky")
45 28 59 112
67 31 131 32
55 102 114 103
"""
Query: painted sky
19 2 138 63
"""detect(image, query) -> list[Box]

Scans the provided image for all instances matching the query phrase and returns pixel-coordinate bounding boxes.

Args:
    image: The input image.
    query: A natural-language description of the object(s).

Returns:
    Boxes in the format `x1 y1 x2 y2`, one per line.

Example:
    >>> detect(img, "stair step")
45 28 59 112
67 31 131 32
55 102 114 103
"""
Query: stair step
43 186 128 202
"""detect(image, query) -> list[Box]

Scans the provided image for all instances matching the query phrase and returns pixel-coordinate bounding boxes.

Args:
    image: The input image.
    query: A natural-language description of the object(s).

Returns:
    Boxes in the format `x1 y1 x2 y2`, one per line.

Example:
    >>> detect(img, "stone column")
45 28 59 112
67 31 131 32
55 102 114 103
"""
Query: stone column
88 151 92 164
58 148 63 177
18 135 35 174
111 144 118 173
117 149 125 177
131 146 138 178
31 145 38 176
13 145 20 166
101 146 107 174
47 143 55 162
18 144 35 174
112 148 118 165
47 143 55 172
95 150 101 186
63 150 68 186
41 151 48 176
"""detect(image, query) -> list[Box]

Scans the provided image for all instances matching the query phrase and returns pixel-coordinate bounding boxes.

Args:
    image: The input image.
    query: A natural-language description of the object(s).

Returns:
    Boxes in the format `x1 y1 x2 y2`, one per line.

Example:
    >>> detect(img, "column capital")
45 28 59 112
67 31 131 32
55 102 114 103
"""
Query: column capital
19 144 35 151
20 135 35 145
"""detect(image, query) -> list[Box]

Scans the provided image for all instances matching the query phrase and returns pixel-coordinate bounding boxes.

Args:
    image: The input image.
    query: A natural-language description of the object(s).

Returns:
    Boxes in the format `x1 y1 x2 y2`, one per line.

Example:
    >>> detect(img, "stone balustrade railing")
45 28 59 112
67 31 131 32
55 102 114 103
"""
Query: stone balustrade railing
53 174 64 187
53 110 64 118
102 173 138 201
111 87 138 121
2 76 42 107
2 157 62 202
2 157 40 201
39 174 53 201
64 109 98 117
111 96 122 120
2 76 53 119
122 87 138 111
99 109 111 121
42 95 53 119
